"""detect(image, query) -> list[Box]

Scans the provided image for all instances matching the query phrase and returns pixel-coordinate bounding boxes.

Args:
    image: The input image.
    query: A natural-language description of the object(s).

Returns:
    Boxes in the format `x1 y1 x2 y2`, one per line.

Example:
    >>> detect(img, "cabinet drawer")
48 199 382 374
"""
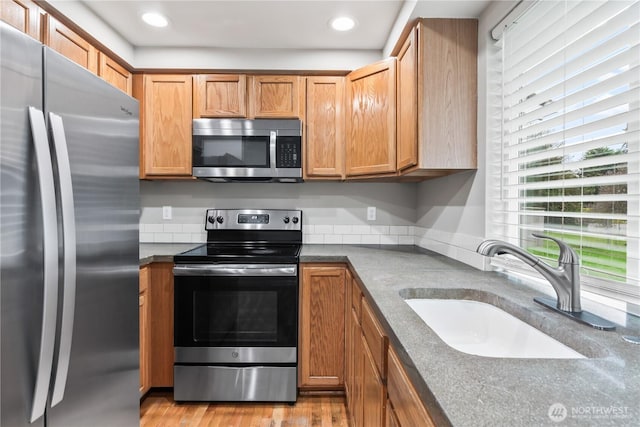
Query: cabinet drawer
387 347 435 427
361 299 387 379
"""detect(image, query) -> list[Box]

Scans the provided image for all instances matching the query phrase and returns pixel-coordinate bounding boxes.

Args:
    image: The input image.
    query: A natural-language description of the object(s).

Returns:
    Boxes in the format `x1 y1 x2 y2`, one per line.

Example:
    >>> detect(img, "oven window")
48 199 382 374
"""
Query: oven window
193 136 270 167
193 291 278 343
174 275 297 348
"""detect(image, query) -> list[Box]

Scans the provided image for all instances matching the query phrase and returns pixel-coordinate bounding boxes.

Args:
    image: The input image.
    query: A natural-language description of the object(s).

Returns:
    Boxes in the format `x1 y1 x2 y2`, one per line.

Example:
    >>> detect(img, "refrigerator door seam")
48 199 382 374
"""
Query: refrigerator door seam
48 113 77 407
27 106 59 423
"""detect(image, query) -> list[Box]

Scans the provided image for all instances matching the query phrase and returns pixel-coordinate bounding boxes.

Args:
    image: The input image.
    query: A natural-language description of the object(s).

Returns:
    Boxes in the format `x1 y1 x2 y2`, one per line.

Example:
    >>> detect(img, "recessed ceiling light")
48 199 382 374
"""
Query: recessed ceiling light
330 16 356 32
142 12 168 28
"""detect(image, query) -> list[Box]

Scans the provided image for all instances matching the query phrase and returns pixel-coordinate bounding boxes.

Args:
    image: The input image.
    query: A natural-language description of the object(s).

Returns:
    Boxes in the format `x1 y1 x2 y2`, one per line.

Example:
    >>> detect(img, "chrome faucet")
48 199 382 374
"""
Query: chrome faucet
477 233 616 330
477 233 581 312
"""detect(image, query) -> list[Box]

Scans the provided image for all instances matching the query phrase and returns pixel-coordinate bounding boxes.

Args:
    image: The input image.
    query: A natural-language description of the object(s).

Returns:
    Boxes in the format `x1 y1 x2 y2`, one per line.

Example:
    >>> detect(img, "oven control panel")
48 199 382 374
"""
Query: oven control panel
205 209 302 231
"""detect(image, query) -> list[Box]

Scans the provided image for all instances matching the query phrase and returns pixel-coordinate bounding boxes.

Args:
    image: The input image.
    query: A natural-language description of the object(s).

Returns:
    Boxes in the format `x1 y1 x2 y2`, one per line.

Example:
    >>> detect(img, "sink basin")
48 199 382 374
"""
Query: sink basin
405 299 586 359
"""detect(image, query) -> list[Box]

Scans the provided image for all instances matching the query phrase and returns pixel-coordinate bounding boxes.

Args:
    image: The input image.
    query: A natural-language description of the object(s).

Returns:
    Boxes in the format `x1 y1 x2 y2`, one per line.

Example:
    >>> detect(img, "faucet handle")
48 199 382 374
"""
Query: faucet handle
531 233 579 265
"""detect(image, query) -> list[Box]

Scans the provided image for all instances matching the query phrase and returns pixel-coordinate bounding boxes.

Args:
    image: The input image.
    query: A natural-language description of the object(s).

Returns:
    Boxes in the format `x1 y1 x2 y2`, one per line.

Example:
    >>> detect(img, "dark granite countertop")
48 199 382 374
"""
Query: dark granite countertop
140 243 640 426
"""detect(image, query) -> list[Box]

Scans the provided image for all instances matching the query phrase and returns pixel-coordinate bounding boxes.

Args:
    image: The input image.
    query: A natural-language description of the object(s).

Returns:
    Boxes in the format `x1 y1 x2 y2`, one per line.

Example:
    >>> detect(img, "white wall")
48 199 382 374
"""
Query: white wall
133 47 381 71
140 181 417 245
48 0 382 70
414 1 517 270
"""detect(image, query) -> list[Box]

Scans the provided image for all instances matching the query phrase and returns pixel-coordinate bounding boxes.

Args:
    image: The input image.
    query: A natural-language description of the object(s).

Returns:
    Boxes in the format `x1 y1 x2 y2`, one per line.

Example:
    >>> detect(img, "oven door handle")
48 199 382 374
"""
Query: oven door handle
173 264 298 277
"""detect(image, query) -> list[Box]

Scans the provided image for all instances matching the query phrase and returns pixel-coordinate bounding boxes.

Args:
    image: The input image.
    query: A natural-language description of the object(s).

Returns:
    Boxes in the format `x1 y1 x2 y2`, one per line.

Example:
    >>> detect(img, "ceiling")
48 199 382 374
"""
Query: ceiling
78 0 491 51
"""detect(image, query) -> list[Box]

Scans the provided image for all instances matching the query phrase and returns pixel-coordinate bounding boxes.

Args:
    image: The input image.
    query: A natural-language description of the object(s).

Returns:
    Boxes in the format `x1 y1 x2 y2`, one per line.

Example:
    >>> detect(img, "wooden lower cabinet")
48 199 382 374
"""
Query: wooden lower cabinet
347 273 386 427
143 262 175 388
362 335 385 427
299 264 346 389
349 307 364 427
386 400 402 427
139 265 150 396
387 347 436 427
345 267 436 427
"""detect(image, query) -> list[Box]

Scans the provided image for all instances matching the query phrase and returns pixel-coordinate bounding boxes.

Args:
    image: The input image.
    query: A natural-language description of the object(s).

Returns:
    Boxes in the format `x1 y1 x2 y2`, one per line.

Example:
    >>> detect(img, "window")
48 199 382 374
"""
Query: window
489 0 639 313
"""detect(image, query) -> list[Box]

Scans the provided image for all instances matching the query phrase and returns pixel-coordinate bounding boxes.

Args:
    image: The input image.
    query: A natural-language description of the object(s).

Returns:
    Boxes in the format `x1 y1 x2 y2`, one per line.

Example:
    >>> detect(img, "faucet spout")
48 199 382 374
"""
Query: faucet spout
477 234 581 313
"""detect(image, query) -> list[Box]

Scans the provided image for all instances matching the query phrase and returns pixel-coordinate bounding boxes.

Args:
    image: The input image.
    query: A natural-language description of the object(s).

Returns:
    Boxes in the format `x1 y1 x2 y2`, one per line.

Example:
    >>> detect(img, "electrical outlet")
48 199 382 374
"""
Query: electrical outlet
162 206 172 220
367 206 376 221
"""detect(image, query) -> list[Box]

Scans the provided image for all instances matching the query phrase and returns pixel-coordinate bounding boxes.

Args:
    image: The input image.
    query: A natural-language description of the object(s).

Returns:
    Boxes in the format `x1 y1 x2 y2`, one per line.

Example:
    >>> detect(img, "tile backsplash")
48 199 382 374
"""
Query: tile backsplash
139 180 417 245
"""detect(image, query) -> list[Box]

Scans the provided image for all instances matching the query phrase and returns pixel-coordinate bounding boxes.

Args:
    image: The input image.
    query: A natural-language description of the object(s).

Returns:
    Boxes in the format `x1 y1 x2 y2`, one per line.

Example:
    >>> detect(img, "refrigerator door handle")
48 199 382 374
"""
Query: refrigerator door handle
27 107 59 423
48 113 77 407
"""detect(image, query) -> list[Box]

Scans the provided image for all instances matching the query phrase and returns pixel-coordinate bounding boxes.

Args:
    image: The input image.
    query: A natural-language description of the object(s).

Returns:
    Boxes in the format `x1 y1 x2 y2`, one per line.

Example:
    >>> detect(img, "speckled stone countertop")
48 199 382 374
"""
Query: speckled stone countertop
140 243 640 426
139 243 200 265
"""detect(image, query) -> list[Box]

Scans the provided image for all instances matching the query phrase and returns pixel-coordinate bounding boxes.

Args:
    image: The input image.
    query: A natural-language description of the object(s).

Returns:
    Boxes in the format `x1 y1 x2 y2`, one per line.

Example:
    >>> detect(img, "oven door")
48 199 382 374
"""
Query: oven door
173 263 298 363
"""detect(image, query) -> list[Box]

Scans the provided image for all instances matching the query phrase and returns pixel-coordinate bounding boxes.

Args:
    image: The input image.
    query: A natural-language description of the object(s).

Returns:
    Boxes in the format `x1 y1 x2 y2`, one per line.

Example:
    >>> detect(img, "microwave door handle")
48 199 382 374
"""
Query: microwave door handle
48 113 76 407
27 107 59 423
269 131 277 171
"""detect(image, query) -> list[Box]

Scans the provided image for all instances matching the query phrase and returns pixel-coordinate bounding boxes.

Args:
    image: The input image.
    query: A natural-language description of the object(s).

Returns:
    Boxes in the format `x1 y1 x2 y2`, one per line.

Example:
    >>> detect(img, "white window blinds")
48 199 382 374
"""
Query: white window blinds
490 0 640 309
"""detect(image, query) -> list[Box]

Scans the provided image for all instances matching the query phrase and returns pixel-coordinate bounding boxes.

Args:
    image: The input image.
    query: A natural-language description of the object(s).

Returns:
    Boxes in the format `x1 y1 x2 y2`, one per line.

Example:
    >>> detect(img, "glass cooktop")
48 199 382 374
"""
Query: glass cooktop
174 243 301 263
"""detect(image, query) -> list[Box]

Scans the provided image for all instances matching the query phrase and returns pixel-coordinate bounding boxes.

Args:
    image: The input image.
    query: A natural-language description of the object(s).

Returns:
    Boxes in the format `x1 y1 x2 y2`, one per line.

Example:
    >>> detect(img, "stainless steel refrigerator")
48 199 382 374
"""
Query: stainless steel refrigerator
1 22 139 427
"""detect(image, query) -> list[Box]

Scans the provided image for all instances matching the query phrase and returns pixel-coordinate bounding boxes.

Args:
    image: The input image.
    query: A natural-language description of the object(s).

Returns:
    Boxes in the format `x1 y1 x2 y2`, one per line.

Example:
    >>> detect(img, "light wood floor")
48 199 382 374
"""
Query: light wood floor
140 390 350 427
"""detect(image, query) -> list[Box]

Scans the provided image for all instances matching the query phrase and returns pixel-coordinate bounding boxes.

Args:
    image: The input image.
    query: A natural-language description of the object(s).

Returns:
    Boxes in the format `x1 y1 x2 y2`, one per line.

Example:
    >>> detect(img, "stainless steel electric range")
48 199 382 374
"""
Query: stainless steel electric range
172 209 302 403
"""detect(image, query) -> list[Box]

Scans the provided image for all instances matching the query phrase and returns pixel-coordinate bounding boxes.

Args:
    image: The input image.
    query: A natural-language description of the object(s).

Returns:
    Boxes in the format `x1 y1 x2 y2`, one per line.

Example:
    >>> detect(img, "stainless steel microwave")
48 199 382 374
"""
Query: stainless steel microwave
192 118 302 182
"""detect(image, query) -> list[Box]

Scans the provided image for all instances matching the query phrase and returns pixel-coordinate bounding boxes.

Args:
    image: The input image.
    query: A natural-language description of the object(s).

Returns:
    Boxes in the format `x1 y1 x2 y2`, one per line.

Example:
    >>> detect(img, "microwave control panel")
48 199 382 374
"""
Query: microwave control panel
276 138 301 168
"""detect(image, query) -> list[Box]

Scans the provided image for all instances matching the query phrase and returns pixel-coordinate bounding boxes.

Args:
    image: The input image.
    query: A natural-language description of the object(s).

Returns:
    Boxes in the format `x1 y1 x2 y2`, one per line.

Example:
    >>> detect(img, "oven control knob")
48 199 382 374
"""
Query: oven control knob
292 217 299 224
207 216 215 224
216 216 224 224
283 216 290 224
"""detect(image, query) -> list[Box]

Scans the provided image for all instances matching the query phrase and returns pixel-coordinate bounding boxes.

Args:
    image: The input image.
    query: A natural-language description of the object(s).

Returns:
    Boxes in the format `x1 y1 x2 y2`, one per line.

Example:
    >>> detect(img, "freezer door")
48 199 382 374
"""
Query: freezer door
0 23 47 427
43 48 140 427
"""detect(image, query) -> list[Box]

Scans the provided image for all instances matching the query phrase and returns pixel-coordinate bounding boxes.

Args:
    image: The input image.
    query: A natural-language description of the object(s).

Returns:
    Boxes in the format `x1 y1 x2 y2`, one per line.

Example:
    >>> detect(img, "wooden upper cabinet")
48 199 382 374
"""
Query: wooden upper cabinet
396 26 418 172
0 0 40 40
346 58 397 177
397 19 478 178
43 15 98 74
135 74 192 177
98 52 132 95
249 75 303 118
299 264 346 389
304 76 345 180
193 74 247 118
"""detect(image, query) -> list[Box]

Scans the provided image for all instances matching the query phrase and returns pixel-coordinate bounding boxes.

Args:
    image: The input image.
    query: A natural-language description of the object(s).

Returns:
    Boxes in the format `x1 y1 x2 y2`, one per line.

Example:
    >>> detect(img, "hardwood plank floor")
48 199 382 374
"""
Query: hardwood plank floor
140 391 350 427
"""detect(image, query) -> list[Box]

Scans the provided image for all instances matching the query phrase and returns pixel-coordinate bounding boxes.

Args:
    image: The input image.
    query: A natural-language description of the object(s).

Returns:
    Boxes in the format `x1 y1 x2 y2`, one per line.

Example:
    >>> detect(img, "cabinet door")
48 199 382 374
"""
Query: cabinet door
249 75 302 118
299 265 345 388
193 74 247 118
149 263 175 387
351 308 364 427
346 58 397 176
305 76 345 179
396 26 418 172
419 19 478 170
0 0 40 40
98 52 132 95
43 15 98 74
387 347 436 427
344 269 353 405
139 266 150 395
362 334 385 427
386 400 401 427
138 74 192 177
